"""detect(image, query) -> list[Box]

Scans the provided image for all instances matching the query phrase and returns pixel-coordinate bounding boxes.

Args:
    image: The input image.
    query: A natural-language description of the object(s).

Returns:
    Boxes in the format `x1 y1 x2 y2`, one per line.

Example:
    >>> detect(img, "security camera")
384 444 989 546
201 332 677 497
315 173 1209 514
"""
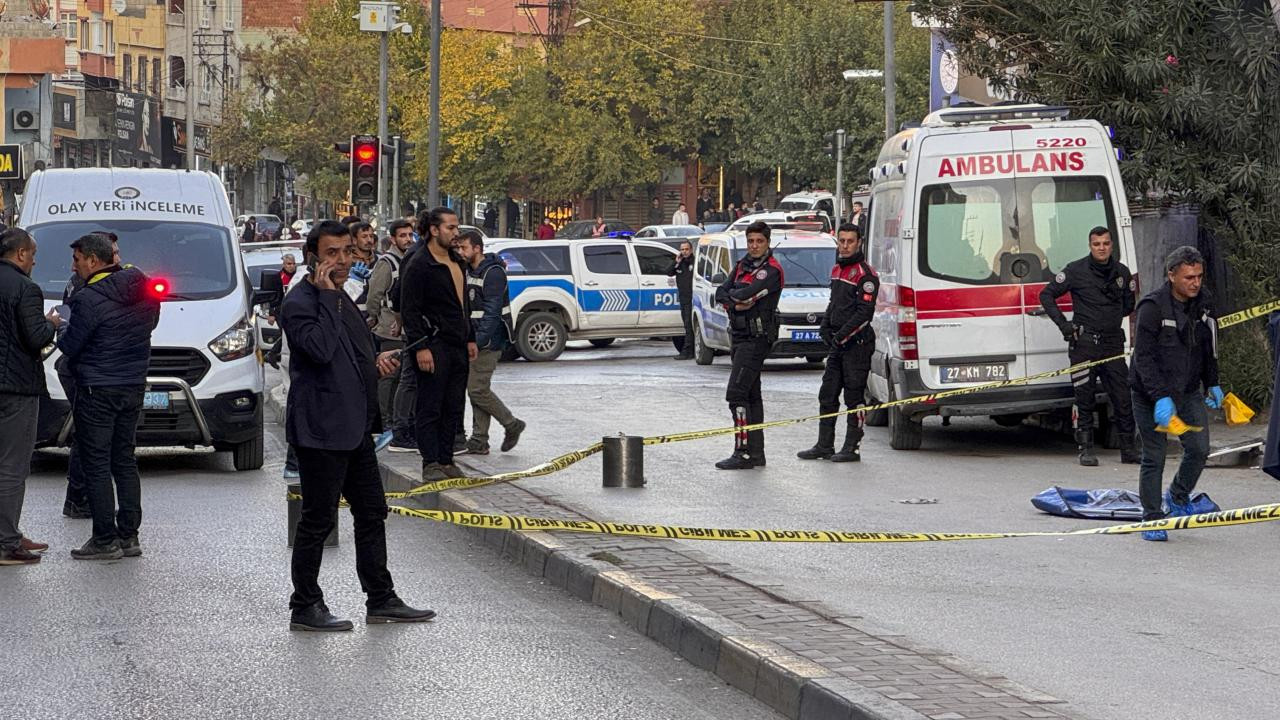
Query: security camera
396 22 413 34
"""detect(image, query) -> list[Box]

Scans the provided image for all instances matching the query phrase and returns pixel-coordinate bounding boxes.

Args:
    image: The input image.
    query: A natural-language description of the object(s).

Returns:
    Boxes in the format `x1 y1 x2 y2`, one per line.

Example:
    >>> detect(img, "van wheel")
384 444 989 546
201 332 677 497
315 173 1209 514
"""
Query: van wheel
864 389 888 427
517 311 567 362
589 338 616 348
232 433 264 471
693 320 714 365
888 385 923 450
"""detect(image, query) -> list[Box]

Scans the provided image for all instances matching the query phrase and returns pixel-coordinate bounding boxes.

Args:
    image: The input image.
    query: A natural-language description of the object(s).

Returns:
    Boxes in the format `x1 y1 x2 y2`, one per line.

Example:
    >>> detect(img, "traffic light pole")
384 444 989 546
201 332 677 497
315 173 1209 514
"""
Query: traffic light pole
378 29 390 227
428 0 441 207
834 128 845 223
392 135 401 219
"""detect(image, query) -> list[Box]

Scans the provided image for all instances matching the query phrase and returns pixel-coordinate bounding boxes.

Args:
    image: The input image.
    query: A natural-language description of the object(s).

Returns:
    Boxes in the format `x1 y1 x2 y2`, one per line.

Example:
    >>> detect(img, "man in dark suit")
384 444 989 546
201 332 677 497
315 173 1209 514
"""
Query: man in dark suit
280 219 436 631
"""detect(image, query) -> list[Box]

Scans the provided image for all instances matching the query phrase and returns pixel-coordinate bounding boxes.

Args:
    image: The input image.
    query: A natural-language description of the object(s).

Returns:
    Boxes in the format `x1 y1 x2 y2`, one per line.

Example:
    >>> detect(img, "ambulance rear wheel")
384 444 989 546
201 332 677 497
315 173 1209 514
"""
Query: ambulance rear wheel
888 385 923 450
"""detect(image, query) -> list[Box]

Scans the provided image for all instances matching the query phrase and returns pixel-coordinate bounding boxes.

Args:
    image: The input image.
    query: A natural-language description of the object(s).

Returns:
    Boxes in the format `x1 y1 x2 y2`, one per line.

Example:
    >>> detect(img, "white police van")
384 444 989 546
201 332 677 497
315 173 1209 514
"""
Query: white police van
20 168 269 470
490 237 682 361
863 104 1138 450
690 228 836 365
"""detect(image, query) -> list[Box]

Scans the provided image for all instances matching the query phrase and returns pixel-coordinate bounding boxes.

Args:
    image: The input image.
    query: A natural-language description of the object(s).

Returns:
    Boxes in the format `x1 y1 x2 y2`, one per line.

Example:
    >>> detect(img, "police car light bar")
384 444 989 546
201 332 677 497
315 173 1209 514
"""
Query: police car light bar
933 105 1070 125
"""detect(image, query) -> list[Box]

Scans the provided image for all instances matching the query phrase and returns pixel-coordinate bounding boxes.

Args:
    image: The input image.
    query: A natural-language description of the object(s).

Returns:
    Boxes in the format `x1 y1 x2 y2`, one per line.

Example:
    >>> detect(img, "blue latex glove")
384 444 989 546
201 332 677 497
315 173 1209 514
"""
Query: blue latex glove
1154 397 1176 426
350 261 372 281
1205 386 1224 409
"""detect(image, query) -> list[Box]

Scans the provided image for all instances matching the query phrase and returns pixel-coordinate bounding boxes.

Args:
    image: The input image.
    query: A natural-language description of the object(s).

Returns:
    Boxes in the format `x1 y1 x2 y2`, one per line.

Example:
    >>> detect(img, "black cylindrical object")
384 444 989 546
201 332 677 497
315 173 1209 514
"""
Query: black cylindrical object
602 435 645 488
287 482 339 548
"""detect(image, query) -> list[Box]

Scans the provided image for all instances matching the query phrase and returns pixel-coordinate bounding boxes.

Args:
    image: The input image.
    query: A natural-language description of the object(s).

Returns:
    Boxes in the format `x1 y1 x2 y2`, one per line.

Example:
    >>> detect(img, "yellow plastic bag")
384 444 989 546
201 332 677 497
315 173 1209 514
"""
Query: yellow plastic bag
1223 392 1255 427
1156 414 1204 436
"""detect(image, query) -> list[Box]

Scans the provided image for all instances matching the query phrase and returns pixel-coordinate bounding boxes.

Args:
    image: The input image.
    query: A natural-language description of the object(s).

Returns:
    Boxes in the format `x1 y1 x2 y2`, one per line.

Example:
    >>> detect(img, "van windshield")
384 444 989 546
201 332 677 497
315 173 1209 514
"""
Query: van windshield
731 247 832 288
918 176 1115 285
777 200 814 211
27 220 237 301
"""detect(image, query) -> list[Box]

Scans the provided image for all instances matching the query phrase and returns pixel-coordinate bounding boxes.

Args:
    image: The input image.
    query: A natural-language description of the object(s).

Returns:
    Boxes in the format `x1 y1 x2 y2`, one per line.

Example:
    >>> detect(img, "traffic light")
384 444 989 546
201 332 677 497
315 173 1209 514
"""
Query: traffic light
349 134 380 205
823 132 837 159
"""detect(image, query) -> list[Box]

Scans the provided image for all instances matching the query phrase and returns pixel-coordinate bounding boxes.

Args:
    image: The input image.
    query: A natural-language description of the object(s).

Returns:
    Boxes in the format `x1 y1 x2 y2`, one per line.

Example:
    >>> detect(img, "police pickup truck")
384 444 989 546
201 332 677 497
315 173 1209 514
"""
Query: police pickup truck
489 238 683 361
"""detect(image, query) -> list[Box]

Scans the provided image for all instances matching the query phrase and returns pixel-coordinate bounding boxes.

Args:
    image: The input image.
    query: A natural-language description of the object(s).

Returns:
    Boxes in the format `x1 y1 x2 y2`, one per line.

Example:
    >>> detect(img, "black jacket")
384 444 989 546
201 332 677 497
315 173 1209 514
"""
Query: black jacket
715 252 784 341
821 251 879 348
280 278 381 450
58 265 159 388
466 253 513 351
1129 282 1219 404
1039 255 1135 340
666 254 694 298
0 260 56 396
400 243 475 350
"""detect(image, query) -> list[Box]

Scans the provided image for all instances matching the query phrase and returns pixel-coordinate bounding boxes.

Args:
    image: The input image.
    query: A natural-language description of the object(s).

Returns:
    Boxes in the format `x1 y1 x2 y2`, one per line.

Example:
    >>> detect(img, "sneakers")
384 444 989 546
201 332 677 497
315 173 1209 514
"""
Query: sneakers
373 430 395 453
290 603 354 632
70 539 124 561
366 597 437 624
501 419 526 452
464 438 490 455
715 452 758 470
440 464 466 478
19 536 49 553
388 435 419 453
120 536 142 558
0 546 42 565
419 463 448 485
1142 529 1168 542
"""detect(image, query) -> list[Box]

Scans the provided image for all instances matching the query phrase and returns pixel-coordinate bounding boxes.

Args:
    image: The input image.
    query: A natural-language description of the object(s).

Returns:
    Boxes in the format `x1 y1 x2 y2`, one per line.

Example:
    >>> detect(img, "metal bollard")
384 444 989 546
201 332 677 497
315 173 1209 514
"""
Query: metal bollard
602 435 645 488
286 483 339 548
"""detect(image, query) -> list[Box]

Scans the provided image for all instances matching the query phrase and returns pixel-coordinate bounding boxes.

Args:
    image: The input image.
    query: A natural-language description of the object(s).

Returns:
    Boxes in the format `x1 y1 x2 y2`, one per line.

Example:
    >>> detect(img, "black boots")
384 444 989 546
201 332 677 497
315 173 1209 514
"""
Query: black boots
1119 432 1140 464
1075 429 1098 467
797 422 835 460
290 603 354 632
830 425 863 463
718 404 765 470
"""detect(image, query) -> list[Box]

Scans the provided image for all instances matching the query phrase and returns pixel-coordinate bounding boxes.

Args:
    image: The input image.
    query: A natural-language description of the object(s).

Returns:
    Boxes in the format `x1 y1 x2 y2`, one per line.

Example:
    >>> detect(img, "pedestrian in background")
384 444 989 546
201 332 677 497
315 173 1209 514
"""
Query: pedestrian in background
0 228 59 565
672 203 690 226
591 216 607 238
1039 226 1138 466
58 232 160 560
649 197 664 227
401 207 477 483
458 231 525 455
279 253 297 288
366 219 414 429
1129 246 1220 542
848 202 868 238
279 219 435 631
536 218 556 240
240 216 256 244
346 221 377 314
668 241 696 360
714 221 784 470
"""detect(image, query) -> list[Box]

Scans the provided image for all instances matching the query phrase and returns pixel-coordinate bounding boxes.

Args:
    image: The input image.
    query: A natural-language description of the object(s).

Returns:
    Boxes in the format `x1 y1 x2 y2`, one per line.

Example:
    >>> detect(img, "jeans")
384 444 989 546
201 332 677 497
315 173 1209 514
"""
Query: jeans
74 384 144 546
58 372 88 510
377 337 404 429
414 344 469 466
1133 391 1210 520
291 436 396 610
0 394 38 551
467 348 515 444
392 346 418 440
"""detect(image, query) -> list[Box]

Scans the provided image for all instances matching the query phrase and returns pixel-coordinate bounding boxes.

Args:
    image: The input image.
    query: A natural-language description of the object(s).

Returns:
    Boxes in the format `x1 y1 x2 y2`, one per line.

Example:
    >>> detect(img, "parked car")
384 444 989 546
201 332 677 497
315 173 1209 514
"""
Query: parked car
241 240 304 348
777 190 836 221
728 211 832 235
492 237 682 361
632 224 705 250
556 219 634 239
235 214 284 242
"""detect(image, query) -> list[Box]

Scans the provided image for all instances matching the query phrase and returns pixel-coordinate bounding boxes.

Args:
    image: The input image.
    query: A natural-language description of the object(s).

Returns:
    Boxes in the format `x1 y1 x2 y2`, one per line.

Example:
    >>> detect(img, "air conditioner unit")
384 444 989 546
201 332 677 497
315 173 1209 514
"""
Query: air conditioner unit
11 108 38 131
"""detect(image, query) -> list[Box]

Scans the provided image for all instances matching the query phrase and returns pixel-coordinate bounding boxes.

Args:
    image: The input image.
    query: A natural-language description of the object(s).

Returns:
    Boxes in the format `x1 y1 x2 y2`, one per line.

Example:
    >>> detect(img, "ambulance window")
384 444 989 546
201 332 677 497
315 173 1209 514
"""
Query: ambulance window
919 182 1008 284
1026 177 1115 274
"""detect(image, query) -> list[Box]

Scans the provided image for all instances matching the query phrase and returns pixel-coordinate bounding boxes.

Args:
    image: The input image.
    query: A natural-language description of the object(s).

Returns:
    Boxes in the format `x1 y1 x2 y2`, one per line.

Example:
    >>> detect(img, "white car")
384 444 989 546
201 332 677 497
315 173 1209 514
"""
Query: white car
777 190 836 220
632 224 705 250
728 211 832 235
241 241 304 348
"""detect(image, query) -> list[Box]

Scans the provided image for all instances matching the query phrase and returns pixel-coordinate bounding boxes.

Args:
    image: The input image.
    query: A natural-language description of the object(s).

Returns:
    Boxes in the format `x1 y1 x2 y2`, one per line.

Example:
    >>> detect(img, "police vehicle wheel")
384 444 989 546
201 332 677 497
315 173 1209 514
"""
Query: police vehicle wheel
805 355 823 364
232 434 264 471
864 390 888 427
888 385 923 451
692 320 714 365
517 311 567 362
589 338 616 348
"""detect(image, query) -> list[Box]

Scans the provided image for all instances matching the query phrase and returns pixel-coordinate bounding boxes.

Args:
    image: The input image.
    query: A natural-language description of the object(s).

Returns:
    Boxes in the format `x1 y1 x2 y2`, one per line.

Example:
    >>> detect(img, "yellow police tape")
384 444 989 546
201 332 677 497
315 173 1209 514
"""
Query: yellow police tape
385 502 1280 542
389 297 1279 498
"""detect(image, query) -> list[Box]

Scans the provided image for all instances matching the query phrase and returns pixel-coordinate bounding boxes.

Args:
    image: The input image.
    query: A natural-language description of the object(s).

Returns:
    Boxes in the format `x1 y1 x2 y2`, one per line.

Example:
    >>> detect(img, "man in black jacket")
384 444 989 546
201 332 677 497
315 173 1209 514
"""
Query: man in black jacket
58 233 160 561
459 231 524 455
668 241 695 360
401 207 477 483
280 219 435 630
1039 227 1138 466
0 229 60 565
798 224 878 463
714 221 784 470
1129 246 1220 542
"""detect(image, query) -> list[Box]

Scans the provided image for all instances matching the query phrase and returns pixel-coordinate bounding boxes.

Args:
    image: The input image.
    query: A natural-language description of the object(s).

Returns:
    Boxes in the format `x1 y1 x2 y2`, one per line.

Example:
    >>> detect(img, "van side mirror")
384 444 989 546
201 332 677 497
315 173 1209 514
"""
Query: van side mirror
254 269 283 307
710 272 727 284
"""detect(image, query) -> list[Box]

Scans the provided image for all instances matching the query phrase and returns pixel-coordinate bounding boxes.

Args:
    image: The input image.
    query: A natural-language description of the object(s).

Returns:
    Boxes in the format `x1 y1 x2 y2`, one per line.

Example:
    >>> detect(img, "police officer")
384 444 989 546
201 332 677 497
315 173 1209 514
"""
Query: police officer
1039 226 1138 466
714 221 784 470
798 224 878 463
668 240 695 360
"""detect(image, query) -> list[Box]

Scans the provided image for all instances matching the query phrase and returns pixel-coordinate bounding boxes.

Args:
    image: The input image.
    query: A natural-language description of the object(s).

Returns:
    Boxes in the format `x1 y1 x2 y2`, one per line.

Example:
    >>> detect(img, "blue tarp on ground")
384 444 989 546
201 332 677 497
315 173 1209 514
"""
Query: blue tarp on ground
1031 487 1220 520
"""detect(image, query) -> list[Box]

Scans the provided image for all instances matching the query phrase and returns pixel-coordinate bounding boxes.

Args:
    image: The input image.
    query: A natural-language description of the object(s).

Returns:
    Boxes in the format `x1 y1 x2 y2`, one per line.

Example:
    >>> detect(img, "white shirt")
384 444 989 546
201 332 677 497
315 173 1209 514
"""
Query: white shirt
672 210 689 225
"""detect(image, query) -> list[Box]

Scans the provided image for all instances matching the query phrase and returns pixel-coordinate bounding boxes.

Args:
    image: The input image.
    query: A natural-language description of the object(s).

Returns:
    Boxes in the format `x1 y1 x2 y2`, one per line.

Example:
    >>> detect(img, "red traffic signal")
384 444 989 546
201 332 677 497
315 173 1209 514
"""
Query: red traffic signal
349 135 380 204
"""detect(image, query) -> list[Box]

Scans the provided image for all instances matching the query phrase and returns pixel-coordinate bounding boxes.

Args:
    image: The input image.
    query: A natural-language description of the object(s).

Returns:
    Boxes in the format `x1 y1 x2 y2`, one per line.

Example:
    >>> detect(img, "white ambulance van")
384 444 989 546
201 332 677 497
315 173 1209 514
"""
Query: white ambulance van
20 168 269 470
863 104 1137 450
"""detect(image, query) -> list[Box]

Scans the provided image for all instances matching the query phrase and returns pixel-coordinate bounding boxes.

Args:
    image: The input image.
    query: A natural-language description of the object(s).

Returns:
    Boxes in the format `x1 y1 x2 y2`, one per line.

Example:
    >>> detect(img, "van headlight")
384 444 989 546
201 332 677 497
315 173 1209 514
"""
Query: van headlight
209 319 255 361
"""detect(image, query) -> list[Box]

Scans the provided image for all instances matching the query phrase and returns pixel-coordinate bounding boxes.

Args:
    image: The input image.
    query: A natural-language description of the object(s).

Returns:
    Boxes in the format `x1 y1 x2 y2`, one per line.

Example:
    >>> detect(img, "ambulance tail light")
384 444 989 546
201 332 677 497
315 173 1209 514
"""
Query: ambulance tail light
898 286 918 361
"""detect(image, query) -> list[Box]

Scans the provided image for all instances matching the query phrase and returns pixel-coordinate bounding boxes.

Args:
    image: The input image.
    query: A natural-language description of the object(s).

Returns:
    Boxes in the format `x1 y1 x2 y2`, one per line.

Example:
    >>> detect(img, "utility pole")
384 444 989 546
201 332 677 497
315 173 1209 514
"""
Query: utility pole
378 28 390 226
883 1 896 139
428 0 442 207
185 0 196 170
392 135 401 219
833 128 845 223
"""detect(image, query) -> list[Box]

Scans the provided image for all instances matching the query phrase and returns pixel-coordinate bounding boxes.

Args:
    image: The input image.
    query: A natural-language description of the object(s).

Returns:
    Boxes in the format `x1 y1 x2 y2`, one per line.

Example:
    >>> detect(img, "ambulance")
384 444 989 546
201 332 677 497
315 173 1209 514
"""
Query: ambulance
863 104 1137 450
19 168 270 470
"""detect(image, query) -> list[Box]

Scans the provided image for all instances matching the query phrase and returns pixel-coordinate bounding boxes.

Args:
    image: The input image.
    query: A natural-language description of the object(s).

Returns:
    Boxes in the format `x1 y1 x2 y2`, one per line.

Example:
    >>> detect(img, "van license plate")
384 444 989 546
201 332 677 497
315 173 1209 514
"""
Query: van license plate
940 364 1008 384
143 391 171 411
790 330 822 341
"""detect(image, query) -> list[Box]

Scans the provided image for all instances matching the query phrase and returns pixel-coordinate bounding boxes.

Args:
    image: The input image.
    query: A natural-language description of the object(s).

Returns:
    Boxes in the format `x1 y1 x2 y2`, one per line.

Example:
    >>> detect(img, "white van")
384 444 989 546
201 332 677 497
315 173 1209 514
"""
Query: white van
691 229 835 364
777 191 836 221
21 168 268 470
864 104 1137 450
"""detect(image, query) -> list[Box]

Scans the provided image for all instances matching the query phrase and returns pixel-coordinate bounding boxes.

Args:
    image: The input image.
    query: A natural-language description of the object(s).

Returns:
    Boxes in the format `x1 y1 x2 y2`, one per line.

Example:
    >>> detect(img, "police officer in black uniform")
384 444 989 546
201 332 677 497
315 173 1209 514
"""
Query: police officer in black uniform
668 241 696 360
1038 226 1138 466
714 221 784 470
798 223 878 463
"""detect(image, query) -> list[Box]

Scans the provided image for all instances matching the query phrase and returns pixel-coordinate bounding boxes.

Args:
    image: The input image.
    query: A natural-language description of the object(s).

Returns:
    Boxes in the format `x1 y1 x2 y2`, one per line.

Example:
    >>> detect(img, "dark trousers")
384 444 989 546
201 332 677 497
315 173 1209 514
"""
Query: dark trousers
291 437 396 610
0 394 38 551
74 384 144 546
414 344 469 466
726 337 770 457
392 346 418 440
1069 338 1134 434
677 296 694 355
1133 392 1210 520
818 343 872 443
58 372 88 510
377 337 404 429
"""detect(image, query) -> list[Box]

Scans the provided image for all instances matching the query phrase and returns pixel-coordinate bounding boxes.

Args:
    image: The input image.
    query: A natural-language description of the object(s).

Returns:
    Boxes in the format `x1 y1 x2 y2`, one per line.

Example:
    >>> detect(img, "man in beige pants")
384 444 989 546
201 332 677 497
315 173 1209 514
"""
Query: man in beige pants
457 231 524 455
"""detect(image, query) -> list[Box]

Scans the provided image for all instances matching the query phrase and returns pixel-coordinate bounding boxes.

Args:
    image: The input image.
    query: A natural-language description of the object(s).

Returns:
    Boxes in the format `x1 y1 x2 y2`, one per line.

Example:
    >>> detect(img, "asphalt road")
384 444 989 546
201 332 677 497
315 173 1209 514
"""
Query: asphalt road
1 426 780 720
461 339 1280 720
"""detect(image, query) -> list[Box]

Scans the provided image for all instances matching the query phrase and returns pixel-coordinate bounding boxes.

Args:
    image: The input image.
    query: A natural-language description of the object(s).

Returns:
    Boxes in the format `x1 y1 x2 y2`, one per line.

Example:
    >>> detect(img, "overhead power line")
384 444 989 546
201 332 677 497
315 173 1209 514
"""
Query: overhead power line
576 7 783 46
585 14 759 79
